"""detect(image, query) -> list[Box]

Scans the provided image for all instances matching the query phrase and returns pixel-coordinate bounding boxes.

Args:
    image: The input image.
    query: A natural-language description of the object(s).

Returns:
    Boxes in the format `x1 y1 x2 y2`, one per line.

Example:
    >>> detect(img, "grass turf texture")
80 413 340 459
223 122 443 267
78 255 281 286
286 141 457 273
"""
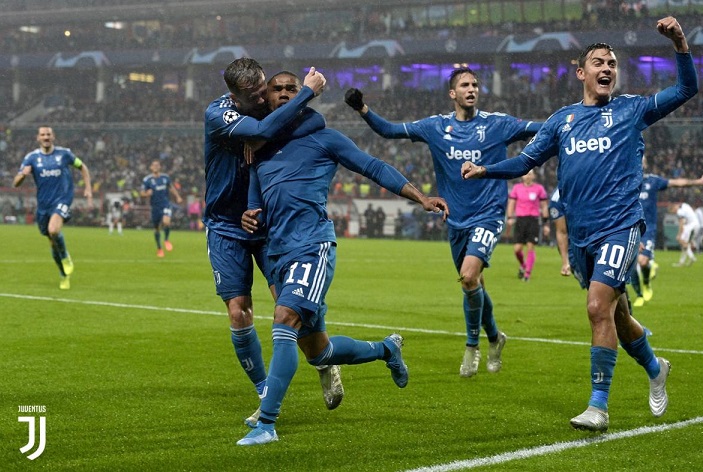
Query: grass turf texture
1 224 701 471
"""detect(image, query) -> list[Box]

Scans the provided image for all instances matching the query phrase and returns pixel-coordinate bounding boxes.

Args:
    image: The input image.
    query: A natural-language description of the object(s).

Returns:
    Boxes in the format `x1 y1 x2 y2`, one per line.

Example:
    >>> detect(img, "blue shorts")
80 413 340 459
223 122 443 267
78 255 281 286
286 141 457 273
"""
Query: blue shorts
448 219 504 271
151 205 172 227
570 225 641 291
36 203 71 236
206 228 273 301
271 242 335 338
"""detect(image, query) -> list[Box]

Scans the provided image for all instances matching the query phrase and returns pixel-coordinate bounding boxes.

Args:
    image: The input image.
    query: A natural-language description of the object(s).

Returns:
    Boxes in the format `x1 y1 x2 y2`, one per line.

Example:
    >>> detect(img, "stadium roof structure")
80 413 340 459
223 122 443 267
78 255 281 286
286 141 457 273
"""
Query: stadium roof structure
0 0 467 26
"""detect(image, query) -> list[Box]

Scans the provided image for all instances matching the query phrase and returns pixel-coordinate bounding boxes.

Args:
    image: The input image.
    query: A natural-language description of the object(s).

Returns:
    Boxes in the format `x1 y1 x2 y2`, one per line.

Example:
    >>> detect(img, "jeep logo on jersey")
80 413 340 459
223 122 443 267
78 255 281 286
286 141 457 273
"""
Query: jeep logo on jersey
446 146 481 162
222 110 239 124
39 169 61 177
564 137 611 155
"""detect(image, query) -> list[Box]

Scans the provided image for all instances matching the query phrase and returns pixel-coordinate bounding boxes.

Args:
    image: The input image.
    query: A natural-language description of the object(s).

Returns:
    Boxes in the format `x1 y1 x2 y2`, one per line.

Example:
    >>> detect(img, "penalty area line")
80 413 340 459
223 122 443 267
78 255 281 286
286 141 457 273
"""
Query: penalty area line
402 416 703 472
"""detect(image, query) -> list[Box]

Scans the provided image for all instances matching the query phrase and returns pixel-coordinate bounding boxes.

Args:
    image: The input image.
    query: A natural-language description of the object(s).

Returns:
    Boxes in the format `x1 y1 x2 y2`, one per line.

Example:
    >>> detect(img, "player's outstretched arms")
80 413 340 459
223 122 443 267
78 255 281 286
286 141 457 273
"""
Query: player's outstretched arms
344 88 368 114
657 16 689 53
397 182 449 220
461 162 487 180
241 208 262 234
421 196 449 221
303 67 326 97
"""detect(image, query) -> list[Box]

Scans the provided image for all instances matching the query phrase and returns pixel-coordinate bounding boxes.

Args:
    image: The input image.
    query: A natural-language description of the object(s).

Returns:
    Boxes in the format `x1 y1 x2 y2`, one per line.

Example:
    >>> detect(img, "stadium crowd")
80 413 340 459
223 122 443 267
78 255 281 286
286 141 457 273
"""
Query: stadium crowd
2 3 703 236
2 82 702 234
1 2 700 54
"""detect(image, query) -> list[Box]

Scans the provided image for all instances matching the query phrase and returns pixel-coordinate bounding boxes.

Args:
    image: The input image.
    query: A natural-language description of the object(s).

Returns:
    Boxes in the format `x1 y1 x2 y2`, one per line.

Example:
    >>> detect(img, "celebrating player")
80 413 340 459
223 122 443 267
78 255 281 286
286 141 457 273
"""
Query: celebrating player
203 59 343 427
140 160 182 257
344 69 541 378
13 126 93 289
630 156 703 306
237 71 448 446
461 17 697 431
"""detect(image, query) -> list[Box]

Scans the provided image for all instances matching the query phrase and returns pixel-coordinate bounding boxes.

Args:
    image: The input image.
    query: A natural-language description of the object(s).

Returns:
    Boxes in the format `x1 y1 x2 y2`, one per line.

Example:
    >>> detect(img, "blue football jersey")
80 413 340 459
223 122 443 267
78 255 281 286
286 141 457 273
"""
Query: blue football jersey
639 174 669 234
202 87 319 240
548 188 565 221
363 109 538 229
20 147 79 212
249 125 409 256
141 173 172 210
483 52 697 247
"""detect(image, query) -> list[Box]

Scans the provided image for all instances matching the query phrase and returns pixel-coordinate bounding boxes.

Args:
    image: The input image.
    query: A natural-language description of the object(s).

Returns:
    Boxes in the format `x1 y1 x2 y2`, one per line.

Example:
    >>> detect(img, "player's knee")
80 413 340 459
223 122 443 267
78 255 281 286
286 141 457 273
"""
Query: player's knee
586 298 610 322
459 272 481 290
226 297 253 327
273 306 303 330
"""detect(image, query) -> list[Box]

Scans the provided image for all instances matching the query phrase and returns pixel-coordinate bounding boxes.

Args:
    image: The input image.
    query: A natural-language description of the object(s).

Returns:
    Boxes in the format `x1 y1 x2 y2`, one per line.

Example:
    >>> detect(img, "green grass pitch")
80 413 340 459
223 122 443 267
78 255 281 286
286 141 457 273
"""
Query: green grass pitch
1 224 701 471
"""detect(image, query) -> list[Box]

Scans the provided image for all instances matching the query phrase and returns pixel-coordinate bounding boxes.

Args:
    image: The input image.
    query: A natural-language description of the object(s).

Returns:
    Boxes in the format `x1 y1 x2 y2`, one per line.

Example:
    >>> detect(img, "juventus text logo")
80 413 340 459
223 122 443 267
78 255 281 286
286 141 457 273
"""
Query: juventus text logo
18 408 47 460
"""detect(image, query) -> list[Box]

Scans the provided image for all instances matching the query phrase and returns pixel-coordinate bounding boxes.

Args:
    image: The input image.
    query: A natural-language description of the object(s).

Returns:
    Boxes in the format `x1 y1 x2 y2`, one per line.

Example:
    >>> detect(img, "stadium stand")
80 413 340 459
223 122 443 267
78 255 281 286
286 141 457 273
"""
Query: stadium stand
1 0 702 237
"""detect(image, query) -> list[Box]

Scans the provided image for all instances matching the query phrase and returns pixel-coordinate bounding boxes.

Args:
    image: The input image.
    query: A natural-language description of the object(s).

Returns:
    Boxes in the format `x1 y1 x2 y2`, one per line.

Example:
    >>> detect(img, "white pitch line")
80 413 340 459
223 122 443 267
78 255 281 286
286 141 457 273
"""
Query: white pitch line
402 416 703 472
1 293 702 356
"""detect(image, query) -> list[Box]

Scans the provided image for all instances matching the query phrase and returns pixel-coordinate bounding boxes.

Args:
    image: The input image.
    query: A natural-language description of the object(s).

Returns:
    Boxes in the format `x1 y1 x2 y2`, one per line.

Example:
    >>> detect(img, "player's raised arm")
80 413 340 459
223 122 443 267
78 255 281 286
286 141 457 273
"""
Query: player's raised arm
303 66 326 97
657 16 689 53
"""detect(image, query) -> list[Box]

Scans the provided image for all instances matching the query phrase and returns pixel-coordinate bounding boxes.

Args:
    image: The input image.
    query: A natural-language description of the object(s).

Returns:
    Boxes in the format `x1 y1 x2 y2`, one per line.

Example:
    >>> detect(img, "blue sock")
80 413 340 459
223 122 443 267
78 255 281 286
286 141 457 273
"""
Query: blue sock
621 333 660 379
154 231 161 249
482 289 499 342
51 247 65 276
309 336 385 366
463 286 483 346
164 226 170 241
589 346 617 411
55 233 68 259
259 324 298 423
230 326 267 394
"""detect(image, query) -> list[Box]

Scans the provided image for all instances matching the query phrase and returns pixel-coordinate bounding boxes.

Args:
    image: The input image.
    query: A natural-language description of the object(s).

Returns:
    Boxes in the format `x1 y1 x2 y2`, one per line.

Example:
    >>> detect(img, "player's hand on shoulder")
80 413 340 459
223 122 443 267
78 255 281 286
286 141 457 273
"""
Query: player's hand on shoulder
242 209 262 233
344 88 365 111
304 67 326 97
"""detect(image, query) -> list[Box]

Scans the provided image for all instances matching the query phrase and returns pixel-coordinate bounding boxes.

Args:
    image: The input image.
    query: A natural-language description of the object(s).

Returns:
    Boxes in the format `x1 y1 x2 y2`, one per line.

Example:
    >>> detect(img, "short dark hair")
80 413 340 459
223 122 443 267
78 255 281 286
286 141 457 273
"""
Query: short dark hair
223 57 264 94
268 70 300 85
578 43 614 68
448 67 478 90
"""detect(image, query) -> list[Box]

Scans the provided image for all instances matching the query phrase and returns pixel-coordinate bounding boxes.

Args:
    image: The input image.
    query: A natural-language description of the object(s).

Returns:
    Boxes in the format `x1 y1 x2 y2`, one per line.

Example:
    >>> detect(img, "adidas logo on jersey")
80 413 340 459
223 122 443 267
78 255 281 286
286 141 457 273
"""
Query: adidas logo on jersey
561 123 571 133
292 287 305 297
478 247 487 254
603 269 615 278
